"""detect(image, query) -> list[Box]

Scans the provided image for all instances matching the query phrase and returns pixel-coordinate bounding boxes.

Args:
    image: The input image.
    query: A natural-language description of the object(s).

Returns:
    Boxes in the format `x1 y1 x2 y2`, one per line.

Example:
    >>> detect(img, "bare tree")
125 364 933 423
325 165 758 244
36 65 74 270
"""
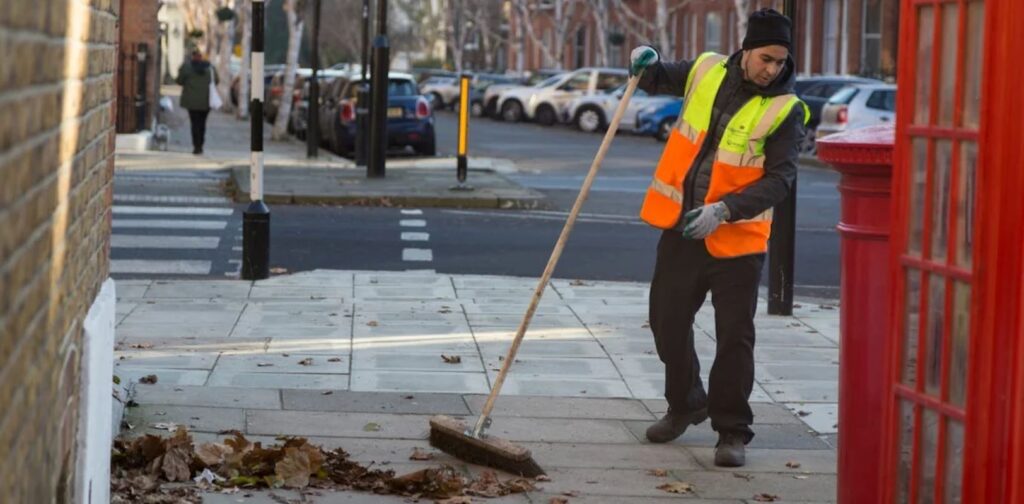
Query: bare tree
610 0 691 60
587 0 611 66
467 0 506 70
272 0 304 140
237 0 251 119
512 0 585 70
733 0 750 47
214 1 236 113
447 0 473 72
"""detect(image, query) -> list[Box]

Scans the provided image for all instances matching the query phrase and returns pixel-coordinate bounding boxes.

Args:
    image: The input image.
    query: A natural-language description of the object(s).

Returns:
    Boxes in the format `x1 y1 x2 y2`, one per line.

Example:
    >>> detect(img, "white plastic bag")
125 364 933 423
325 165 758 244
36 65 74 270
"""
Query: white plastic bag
208 67 223 110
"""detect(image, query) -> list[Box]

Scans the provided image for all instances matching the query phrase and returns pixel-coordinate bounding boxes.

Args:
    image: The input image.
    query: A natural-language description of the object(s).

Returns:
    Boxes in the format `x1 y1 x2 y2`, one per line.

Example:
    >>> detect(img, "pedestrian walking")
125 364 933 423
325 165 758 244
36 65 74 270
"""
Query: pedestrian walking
176 50 220 155
630 8 809 467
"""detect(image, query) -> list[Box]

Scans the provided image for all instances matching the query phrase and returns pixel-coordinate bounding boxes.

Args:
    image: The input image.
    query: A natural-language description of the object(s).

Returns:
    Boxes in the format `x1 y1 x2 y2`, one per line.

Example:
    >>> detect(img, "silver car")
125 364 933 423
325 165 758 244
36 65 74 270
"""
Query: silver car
496 67 629 126
419 76 460 110
563 84 675 133
817 83 896 138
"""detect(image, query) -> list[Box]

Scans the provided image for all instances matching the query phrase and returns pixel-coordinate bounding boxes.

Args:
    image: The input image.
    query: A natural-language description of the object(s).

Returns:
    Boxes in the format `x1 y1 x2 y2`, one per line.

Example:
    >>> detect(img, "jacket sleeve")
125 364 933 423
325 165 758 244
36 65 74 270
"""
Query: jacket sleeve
719 105 806 221
175 65 187 86
638 57 695 97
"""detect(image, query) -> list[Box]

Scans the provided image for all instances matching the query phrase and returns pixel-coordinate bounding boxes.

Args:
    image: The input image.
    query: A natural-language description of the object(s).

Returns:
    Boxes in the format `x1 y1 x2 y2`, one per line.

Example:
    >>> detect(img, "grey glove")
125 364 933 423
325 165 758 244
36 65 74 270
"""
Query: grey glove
629 45 659 76
682 202 730 239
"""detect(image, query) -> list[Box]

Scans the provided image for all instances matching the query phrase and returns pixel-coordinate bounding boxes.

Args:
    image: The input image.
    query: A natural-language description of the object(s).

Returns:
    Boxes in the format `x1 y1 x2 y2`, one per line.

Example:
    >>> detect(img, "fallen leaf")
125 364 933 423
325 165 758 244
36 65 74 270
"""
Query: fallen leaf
130 343 154 349
282 353 290 357
367 321 379 327
256 362 274 367
409 448 434 461
548 498 569 504
363 422 381 432
436 498 473 504
647 468 668 477
535 474 551 482
270 267 288 275
733 472 754 481
786 461 802 469
297 358 314 366
139 374 159 384
327 357 342 363
321 391 333 395
161 428 194 482
657 482 695 494
569 279 586 286
195 442 233 466
794 475 809 480
274 444 324 489
562 490 580 497
753 493 780 502
404 395 415 400
152 422 180 432
441 354 462 364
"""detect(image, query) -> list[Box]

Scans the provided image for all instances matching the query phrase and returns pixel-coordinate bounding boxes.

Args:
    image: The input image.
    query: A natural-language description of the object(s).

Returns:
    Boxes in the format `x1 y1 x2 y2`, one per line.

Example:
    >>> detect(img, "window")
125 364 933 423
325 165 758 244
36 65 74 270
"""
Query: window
575 27 586 68
562 72 591 92
823 0 841 74
609 24 623 66
866 89 896 111
596 72 627 91
828 86 859 105
862 0 883 77
705 12 723 54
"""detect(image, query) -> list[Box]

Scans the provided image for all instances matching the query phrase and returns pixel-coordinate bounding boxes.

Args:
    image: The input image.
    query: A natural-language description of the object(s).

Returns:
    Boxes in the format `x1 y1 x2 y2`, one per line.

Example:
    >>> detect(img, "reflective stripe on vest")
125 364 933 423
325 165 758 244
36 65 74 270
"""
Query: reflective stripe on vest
639 52 808 258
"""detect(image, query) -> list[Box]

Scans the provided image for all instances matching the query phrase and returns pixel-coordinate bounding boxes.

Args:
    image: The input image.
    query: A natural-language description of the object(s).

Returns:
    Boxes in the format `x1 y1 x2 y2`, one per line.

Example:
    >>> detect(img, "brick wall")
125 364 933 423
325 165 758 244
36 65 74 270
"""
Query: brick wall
0 0 117 500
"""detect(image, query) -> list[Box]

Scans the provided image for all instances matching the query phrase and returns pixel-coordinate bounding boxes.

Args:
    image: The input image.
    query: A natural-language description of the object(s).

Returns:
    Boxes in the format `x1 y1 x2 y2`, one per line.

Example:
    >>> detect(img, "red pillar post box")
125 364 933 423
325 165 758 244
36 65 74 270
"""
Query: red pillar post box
815 124 895 503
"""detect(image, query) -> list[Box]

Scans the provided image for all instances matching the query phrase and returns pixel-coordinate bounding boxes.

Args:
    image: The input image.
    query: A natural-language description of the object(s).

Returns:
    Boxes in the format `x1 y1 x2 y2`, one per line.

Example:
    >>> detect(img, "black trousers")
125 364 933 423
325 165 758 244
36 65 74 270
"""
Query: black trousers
649 231 765 443
188 109 210 150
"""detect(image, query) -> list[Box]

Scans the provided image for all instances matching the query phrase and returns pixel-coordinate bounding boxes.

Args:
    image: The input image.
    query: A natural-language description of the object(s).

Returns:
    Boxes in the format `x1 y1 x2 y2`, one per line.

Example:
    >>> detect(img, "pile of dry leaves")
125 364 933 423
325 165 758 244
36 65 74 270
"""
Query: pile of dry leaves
111 428 537 503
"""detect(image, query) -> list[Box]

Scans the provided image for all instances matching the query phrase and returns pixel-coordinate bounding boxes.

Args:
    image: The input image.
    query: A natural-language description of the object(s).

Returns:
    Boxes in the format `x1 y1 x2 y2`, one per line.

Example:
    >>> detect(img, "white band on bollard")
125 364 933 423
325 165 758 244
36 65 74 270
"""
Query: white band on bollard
251 52 264 101
251 151 264 202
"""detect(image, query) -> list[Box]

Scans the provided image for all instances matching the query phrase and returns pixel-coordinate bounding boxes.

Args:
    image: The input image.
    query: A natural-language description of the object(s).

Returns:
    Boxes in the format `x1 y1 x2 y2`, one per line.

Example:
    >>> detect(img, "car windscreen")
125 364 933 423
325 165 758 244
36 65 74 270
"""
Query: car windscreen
828 86 859 105
534 75 563 88
389 79 419 96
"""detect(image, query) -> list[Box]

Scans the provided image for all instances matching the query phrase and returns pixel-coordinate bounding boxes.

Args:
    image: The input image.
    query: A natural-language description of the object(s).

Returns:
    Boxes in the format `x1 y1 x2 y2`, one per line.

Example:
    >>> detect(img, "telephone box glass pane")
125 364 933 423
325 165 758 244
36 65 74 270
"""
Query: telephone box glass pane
896 400 915 502
931 140 953 262
917 409 940 503
955 145 977 270
914 6 935 126
903 269 922 387
924 274 946 397
938 3 960 127
949 282 971 407
944 418 965 503
908 138 929 256
962 2 985 129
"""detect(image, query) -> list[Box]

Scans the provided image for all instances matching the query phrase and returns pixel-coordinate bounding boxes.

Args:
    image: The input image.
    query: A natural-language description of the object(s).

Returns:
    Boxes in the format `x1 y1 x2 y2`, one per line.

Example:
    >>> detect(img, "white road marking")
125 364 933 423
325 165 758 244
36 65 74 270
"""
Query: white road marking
110 259 212 275
114 194 231 204
401 209 424 215
113 205 233 216
112 235 220 249
402 248 433 262
401 232 430 241
399 219 427 227
113 219 228 230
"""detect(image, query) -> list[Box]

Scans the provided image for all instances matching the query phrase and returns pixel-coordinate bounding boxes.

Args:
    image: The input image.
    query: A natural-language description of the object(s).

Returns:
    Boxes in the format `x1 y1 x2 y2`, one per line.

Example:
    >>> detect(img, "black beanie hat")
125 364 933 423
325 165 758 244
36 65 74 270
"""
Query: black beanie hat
742 8 792 51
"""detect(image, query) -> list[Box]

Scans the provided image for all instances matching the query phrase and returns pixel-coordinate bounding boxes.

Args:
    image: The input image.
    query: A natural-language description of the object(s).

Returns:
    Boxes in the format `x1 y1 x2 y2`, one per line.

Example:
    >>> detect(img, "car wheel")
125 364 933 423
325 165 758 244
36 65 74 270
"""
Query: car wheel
536 105 557 126
471 101 484 117
656 118 674 142
501 100 523 122
575 106 605 133
484 98 498 118
429 92 445 111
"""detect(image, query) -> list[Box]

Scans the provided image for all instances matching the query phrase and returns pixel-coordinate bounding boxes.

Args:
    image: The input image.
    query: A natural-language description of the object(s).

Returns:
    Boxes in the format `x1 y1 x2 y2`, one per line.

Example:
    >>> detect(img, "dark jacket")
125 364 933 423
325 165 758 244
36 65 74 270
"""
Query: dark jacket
638 51 805 228
176 60 218 111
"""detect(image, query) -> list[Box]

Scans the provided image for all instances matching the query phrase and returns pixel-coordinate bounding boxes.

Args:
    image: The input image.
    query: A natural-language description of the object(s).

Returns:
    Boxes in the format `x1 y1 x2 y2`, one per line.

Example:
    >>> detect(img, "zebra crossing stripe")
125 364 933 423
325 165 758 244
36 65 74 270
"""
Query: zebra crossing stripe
112 235 220 249
113 219 228 230
110 259 212 275
113 205 233 216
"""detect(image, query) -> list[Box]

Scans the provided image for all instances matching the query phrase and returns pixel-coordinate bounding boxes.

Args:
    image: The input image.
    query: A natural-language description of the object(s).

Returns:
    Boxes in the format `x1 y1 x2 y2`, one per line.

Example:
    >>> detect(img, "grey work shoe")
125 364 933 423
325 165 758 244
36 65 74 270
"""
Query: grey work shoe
645 407 708 443
714 433 746 467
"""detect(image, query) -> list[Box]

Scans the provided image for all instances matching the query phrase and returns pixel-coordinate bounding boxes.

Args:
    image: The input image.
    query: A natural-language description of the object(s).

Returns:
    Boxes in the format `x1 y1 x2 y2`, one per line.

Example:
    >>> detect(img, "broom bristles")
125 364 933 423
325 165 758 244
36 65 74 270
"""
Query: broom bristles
428 415 545 477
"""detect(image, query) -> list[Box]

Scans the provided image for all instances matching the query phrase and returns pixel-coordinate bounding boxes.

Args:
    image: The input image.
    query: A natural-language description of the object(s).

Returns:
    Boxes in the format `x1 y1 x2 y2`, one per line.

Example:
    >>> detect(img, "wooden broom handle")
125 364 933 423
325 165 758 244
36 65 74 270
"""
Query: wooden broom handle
473 76 642 435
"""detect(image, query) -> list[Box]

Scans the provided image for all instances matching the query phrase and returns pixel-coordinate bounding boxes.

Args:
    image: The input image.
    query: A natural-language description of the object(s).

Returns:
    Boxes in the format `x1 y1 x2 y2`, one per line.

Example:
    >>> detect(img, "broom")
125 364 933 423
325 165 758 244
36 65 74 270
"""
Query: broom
429 74 643 477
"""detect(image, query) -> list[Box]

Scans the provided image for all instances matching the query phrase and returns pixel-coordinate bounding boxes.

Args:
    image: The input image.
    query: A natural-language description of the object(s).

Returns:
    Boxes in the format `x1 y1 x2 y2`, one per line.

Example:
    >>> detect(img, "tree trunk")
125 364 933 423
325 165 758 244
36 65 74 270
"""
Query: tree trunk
513 0 558 69
272 0 304 140
216 11 235 113
237 0 251 119
590 0 609 67
655 0 672 60
734 0 750 48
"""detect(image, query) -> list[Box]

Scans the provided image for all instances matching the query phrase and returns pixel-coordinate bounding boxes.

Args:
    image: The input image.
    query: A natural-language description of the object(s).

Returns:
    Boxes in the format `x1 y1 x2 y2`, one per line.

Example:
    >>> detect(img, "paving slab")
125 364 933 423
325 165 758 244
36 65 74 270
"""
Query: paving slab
476 338 609 358
507 467 689 498
200 490 417 503
472 327 594 341
214 352 349 374
688 447 837 474
130 384 282 409
248 284 348 300
143 280 252 299
352 350 484 372
464 395 654 420
753 328 838 348
115 280 152 299
527 494 741 503
245 410 432 439
236 310 349 329
114 367 210 386
206 371 349 390
764 382 839 403
494 376 633 398
230 324 351 340
757 364 839 383
671 470 837 501
466 313 585 328
622 421 832 450
124 404 246 434
755 346 840 364
483 357 621 379
461 302 574 315
350 370 489 394
354 285 458 300
521 441 699 470
352 323 472 339
282 390 471 415
115 350 218 370
783 403 839 434
468 416 638 444
355 273 452 286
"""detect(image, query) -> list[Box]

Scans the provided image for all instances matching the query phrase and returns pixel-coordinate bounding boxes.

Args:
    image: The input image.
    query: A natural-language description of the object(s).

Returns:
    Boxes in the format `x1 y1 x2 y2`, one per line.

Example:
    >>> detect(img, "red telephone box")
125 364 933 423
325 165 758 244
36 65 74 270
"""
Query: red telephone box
884 0 1024 502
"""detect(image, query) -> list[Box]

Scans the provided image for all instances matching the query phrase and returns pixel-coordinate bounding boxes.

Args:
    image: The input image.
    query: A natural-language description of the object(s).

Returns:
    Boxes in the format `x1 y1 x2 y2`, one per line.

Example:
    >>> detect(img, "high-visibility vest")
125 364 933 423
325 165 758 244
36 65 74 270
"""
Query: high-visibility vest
640 52 808 258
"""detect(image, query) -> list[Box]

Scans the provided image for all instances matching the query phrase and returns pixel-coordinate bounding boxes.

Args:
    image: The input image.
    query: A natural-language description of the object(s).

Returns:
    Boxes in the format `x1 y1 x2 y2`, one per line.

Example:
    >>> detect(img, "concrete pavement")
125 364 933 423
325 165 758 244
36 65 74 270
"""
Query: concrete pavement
114 269 839 502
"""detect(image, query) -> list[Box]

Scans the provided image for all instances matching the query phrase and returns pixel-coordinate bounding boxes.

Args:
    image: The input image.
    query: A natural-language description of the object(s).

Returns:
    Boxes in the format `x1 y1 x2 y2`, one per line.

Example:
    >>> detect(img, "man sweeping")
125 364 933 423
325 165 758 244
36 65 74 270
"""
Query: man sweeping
630 8 808 467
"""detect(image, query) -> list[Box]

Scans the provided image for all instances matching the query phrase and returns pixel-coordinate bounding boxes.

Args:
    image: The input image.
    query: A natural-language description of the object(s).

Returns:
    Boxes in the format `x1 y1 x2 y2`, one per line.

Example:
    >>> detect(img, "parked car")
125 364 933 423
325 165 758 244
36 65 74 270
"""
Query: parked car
563 83 675 133
635 98 683 141
318 72 436 157
230 64 283 107
496 67 629 125
289 73 342 140
817 83 896 139
419 75 460 110
794 76 882 153
482 69 561 119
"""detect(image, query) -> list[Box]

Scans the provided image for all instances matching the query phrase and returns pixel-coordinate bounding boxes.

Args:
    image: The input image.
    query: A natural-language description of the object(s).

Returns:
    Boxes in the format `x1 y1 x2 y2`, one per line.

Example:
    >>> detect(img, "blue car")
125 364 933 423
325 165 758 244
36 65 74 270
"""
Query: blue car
635 98 683 142
320 72 436 157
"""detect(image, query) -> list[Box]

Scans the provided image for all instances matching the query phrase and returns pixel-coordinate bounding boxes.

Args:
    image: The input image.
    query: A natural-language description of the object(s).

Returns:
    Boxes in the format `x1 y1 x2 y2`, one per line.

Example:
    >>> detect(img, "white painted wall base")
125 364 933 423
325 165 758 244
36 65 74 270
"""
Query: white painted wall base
115 131 153 152
74 278 116 504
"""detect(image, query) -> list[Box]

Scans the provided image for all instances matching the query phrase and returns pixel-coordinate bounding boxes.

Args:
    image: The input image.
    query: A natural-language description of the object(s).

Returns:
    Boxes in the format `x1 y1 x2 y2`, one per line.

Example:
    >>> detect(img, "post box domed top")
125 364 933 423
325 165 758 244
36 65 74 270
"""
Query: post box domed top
816 124 895 174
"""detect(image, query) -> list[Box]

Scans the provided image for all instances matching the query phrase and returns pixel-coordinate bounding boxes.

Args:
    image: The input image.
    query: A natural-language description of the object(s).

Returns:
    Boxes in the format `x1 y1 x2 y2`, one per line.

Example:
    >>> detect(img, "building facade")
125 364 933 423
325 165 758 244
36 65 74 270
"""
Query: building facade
507 0 898 80
0 0 118 500
116 0 161 133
